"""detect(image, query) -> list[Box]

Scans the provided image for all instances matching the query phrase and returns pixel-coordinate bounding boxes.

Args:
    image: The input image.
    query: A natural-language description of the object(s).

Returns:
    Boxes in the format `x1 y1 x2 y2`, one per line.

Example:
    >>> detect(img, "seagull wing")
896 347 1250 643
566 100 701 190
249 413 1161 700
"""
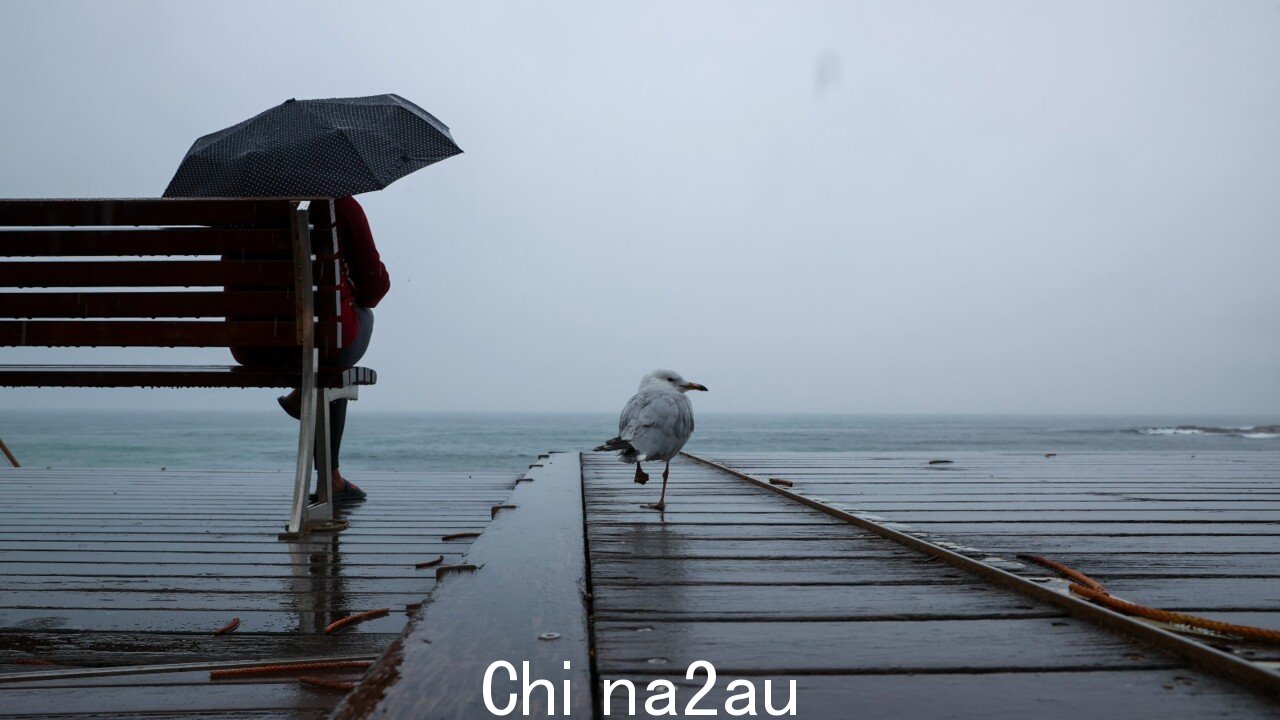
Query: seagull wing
619 391 695 462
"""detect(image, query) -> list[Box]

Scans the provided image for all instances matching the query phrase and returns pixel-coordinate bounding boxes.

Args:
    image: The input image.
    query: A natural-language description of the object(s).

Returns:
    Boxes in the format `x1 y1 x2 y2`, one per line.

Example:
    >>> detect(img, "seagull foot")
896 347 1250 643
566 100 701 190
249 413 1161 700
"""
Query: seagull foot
642 502 666 512
634 469 649 485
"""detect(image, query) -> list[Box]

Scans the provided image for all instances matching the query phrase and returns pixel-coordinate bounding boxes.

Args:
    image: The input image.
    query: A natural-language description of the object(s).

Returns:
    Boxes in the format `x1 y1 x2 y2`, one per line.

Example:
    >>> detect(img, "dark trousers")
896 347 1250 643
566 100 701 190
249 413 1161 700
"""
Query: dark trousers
318 398 350 471
314 307 374 471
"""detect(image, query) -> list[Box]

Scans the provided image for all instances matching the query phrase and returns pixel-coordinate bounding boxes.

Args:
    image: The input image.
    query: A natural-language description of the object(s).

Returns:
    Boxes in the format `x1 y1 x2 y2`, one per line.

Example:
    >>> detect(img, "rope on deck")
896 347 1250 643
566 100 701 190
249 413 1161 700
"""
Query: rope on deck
210 660 374 680
324 608 390 635
299 675 357 691
1019 554 1280 646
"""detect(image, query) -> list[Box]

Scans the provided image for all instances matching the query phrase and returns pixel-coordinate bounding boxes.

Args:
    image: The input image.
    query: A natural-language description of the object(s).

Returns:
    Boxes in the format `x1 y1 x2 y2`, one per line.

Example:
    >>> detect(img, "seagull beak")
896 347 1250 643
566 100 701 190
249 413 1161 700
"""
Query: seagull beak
683 382 709 392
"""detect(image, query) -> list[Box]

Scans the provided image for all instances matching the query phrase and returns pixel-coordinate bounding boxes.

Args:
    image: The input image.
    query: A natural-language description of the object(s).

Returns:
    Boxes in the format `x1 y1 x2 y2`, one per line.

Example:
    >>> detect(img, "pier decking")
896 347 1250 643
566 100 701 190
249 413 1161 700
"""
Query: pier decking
710 452 1280 657
0 467 514 718
3 451 1280 718
582 452 1280 718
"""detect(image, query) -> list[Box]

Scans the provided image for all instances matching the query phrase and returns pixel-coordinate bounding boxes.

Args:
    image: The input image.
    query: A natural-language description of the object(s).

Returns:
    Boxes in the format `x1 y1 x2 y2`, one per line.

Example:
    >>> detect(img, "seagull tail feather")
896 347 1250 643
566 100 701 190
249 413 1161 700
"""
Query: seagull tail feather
593 437 633 453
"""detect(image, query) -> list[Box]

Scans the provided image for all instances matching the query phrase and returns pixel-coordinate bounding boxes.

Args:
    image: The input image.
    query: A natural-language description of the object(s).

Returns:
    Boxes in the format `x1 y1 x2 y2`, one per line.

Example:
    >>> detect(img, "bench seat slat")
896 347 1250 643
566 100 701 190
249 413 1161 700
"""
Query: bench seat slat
0 291 308 318
0 199 294 227
0 320 340 347
0 364 375 389
0 260 338 287
0 229 292 256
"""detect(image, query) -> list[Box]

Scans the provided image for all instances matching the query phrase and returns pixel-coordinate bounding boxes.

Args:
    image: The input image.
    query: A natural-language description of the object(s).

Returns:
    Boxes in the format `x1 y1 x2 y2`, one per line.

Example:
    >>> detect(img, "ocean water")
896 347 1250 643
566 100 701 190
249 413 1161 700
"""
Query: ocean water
2 410 1278 473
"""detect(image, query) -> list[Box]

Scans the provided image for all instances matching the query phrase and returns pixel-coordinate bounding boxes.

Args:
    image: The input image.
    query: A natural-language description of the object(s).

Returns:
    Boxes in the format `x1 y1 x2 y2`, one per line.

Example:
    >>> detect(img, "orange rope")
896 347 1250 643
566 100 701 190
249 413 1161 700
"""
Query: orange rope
210 660 373 680
325 608 390 635
1017 554 1107 592
213 617 240 636
1020 554 1280 646
414 555 445 569
13 658 56 667
1068 583 1280 645
298 675 357 691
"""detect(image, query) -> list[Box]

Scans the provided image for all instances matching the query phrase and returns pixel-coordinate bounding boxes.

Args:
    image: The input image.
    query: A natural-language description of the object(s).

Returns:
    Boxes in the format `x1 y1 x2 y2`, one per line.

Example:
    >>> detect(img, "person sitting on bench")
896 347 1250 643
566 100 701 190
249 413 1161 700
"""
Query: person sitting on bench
231 195 390 502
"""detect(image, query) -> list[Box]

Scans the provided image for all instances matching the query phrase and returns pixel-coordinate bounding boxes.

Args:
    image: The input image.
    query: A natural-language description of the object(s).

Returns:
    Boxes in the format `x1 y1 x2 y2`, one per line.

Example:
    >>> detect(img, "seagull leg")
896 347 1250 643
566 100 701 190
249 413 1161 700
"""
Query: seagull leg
644 461 670 511
634 462 649 485
657 460 670 509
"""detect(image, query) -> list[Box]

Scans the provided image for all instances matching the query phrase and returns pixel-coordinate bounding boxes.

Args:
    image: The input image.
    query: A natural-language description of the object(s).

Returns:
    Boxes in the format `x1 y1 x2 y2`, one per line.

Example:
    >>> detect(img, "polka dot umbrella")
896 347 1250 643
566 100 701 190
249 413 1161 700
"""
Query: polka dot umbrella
162 94 462 198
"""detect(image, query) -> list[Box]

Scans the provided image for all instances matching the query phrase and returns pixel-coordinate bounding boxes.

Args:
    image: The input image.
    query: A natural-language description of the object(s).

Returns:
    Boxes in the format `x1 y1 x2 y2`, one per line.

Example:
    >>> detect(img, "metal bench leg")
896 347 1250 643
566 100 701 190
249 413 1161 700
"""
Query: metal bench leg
282 385 318 538
281 387 341 540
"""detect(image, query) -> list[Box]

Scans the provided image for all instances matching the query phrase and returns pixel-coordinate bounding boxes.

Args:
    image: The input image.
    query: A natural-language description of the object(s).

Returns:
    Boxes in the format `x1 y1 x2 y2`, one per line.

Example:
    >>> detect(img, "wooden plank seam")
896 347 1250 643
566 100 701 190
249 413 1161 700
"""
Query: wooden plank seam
681 452 1280 699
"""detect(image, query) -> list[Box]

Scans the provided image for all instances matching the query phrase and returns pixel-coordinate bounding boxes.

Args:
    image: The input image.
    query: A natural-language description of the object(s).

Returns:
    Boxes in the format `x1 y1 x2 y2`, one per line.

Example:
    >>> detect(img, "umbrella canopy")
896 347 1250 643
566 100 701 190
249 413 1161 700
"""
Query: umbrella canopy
163 94 461 198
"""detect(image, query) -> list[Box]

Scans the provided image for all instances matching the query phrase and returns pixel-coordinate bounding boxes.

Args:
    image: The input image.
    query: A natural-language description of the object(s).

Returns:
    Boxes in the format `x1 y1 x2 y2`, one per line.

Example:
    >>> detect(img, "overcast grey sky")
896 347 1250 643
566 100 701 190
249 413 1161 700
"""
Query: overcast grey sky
2 1 1278 414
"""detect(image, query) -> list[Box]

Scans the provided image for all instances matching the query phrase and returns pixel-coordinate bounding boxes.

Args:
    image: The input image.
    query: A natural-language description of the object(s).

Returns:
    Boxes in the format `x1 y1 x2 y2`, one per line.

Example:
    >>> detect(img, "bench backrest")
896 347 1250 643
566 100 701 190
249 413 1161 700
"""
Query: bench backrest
0 198 342 361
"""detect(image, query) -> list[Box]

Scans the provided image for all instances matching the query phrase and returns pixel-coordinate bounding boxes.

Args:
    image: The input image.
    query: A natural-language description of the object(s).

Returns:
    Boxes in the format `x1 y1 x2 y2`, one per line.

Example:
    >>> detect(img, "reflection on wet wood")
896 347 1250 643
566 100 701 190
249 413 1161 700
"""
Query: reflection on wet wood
331 453 592 719
0 467 515 717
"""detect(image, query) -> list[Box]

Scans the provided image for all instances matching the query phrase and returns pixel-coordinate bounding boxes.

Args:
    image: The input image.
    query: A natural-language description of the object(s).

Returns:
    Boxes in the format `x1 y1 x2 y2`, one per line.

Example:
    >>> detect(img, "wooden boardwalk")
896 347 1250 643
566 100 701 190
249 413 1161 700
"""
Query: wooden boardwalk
0 467 515 718
4 452 1280 718
710 452 1280 658
581 452 1280 718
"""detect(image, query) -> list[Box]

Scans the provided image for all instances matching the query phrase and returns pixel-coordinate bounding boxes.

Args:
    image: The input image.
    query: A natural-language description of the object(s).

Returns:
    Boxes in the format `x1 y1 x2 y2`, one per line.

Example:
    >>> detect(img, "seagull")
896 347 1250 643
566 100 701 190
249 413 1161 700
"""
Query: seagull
594 369 708 510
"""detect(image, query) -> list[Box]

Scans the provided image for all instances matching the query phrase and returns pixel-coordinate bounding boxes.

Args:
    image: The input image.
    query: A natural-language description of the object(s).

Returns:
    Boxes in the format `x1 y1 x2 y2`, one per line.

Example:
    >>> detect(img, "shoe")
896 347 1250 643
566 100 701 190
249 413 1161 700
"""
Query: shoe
278 394 301 420
310 480 367 504
334 480 367 502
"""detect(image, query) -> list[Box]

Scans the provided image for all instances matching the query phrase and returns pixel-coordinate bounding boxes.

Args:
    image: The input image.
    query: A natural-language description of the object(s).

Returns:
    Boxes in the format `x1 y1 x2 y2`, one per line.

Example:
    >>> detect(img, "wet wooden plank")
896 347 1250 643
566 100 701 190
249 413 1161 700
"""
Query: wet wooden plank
827 510 1280 522
588 511 845 525
1 707 320 712
1048 577 1280 611
0 552 476 569
0 608 412 634
2 535 466 552
918 534 1280 554
0 630 393 669
0 540 478 550
0 683 337 716
591 582 1049 620
594 618 1169 673
589 499 1280 512
895 522 1280 535
712 451 1280 687
0 576 437 594
588 538 922 559
0 590 430 611
0 466 516 718
0 561 459 580
590 556 972 585
588 523 881 541
1 668 361 688
334 452 592 719
595 670 1280 720
583 452 1280 716
1002 552 1280 577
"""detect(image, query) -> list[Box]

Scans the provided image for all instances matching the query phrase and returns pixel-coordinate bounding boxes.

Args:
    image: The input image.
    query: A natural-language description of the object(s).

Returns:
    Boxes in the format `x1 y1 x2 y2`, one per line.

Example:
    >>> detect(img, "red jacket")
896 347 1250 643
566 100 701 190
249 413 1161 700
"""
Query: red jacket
229 196 389 366
333 196 390 347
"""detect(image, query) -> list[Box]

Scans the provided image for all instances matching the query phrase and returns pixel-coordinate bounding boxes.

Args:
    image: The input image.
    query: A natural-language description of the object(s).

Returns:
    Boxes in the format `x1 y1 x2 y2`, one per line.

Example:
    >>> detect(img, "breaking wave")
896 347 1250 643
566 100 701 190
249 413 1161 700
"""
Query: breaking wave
1139 425 1280 439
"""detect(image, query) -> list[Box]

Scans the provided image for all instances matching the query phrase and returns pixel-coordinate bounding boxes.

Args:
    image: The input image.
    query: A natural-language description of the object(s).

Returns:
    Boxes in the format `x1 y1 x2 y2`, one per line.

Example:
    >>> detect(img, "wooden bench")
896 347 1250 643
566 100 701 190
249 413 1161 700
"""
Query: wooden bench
0 198 376 538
